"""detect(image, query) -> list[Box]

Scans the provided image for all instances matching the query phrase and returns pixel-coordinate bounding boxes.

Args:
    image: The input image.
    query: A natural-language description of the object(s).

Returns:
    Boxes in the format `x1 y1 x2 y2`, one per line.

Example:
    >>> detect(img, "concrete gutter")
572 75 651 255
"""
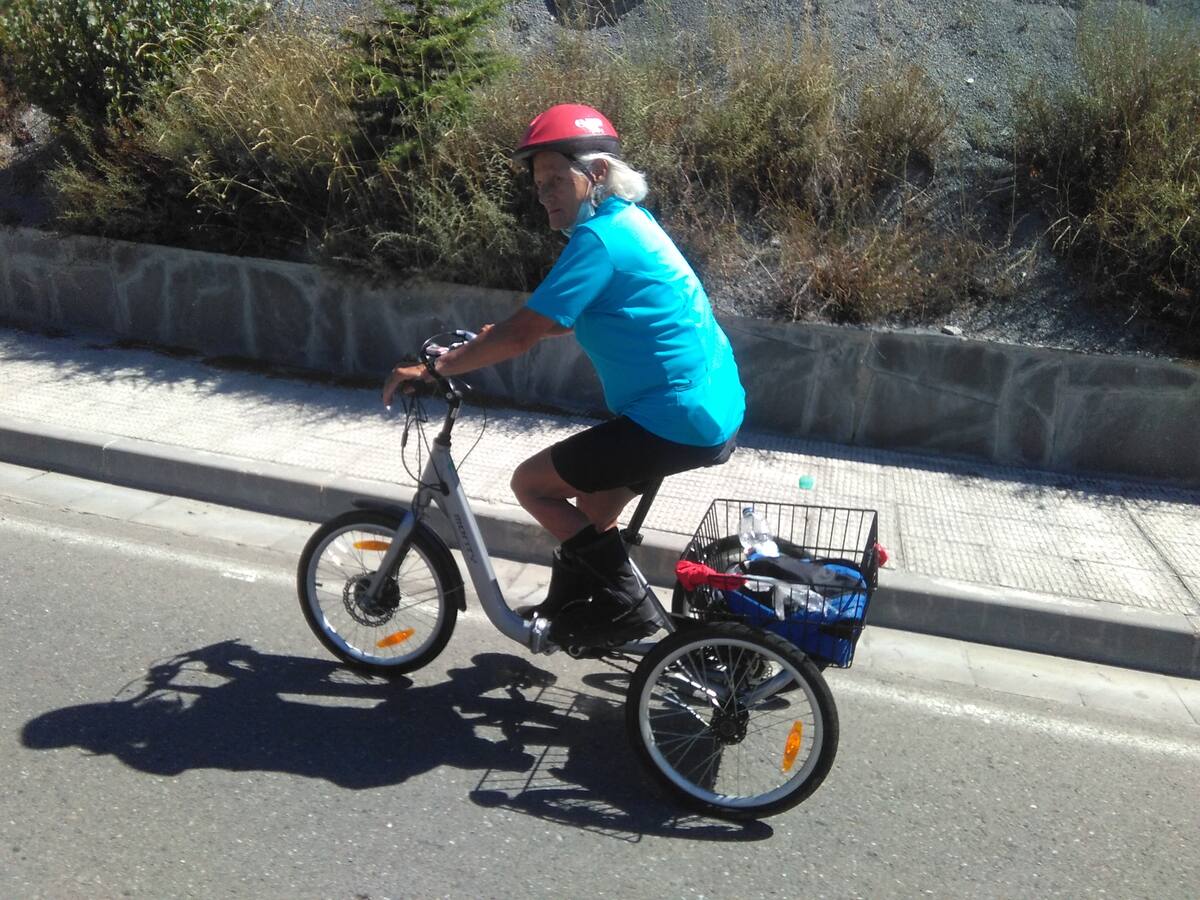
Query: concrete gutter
4 412 1196 679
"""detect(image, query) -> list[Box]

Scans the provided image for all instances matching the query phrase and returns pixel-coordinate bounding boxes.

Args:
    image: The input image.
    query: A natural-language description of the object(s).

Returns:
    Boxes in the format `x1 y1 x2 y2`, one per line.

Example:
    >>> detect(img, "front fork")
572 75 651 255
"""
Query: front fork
361 506 418 602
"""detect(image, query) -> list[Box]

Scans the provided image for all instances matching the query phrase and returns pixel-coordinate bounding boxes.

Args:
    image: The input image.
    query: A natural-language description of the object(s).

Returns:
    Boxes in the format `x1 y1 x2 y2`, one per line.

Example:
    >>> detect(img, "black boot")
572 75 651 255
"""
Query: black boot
549 527 665 646
516 548 595 620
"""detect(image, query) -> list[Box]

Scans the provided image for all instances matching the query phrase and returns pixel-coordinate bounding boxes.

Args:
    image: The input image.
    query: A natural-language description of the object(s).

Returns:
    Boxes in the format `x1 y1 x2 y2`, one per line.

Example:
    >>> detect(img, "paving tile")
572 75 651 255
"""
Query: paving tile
1182 579 1200 611
1 471 108 508
854 627 977 687
0 461 43 490
1151 540 1200 578
131 496 309 549
1134 506 1200 545
67 483 170 520
1169 676 1200 726
965 642 1086 705
1074 668 1198 727
1062 560 1196 614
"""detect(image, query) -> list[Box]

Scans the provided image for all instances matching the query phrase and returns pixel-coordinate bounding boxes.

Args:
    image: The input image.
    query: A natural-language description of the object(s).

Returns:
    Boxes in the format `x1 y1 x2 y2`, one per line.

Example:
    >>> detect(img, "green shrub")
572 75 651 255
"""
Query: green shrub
51 6 519 265
0 0 267 129
345 0 511 165
1015 3 1199 328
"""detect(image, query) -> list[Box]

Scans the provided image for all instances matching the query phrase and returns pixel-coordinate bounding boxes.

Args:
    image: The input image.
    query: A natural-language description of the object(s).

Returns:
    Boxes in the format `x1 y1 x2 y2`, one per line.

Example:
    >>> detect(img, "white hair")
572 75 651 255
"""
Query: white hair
576 152 649 204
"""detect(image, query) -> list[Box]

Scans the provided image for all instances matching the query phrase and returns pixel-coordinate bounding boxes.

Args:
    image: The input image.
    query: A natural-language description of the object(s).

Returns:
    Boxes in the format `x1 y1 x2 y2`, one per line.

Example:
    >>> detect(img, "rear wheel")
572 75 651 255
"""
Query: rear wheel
626 621 838 819
297 510 461 674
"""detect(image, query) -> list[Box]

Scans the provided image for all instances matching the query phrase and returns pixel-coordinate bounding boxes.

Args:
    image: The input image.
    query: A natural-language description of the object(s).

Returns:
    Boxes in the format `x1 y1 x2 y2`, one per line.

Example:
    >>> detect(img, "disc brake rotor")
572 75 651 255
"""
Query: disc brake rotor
343 574 401 627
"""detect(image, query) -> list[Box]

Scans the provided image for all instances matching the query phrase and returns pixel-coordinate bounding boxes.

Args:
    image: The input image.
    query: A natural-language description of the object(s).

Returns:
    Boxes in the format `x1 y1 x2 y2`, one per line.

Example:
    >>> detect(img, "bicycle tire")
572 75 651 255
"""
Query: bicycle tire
297 509 461 674
626 621 838 819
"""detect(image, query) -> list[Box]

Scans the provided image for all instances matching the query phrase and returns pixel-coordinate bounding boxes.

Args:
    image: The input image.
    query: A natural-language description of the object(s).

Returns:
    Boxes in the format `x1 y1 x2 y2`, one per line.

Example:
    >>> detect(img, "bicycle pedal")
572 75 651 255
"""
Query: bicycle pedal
565 644 609 659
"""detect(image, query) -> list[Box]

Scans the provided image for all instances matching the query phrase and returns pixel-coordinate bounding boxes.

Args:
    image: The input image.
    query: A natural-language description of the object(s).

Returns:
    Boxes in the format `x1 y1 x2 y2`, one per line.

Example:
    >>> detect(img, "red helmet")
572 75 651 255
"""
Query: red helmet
512 103 621 163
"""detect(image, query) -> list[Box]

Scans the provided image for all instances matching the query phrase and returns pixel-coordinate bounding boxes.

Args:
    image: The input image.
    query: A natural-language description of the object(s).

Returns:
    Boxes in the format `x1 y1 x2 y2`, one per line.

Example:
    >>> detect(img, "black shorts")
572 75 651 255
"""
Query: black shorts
551 416 738 494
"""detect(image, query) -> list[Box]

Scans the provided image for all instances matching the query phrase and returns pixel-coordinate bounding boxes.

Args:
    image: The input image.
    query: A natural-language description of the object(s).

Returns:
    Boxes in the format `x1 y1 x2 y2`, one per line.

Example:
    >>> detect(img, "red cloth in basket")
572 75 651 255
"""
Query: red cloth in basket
675 559 749 592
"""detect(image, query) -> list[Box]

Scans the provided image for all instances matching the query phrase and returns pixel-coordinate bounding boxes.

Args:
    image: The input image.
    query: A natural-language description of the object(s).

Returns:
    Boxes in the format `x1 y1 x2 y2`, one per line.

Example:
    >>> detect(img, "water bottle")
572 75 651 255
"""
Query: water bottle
782 585 832 620
738 506 779 558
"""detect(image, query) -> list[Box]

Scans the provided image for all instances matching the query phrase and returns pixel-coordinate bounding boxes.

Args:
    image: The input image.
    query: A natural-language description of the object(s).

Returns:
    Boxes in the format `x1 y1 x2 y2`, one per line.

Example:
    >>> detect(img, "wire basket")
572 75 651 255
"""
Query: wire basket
677 499 880 668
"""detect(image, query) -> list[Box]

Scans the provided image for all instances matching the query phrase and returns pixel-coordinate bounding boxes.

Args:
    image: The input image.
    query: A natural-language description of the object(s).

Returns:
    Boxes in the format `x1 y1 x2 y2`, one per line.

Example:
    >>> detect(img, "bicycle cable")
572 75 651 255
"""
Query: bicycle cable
399 392 438 491
398 386 488 489
457 401 488 469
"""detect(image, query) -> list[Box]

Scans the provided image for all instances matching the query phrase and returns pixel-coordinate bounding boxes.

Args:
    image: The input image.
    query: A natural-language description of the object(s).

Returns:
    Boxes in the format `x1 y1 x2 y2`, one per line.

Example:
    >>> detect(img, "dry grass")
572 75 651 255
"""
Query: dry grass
1015 3 1199 330
45 2 986 322
54 24 363 256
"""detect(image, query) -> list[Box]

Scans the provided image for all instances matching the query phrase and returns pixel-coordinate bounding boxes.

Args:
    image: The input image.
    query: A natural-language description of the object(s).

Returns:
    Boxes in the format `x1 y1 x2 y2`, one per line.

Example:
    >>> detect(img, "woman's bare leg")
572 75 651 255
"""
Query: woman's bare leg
510 448 637 541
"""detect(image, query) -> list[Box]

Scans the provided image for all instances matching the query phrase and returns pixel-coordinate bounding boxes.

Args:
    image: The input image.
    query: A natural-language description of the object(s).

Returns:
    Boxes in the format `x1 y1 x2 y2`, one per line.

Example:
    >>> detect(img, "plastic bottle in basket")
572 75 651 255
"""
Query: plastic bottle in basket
738 506 779 558
782 584 833 620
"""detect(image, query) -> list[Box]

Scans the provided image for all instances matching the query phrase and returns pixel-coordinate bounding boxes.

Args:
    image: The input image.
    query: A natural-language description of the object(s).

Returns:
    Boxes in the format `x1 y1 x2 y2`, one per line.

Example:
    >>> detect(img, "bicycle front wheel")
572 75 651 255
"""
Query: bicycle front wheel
626 622 838 819
297 510 461 674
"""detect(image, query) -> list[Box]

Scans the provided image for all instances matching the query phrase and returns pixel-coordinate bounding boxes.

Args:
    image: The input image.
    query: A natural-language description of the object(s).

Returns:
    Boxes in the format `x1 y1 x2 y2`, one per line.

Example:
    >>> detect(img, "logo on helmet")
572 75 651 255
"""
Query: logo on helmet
574 117 607 135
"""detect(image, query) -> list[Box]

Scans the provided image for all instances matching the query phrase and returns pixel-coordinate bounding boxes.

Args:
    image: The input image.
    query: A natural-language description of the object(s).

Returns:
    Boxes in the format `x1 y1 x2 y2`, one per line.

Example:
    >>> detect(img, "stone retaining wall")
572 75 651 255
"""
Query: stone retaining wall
2 226 1197 485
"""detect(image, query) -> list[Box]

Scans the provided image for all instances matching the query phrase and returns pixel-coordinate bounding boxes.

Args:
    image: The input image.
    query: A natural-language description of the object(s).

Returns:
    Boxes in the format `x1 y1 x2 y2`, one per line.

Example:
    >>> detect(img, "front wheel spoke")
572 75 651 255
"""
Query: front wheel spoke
726 645 751 695
678 651 715 697
665 730 722 775
393 596 438 617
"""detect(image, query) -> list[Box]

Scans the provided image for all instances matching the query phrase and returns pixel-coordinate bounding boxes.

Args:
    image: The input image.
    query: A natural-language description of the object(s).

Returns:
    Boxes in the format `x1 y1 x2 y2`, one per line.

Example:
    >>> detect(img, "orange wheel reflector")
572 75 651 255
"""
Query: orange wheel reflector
377 628 415 648
353 540 392 552
781 721 804 772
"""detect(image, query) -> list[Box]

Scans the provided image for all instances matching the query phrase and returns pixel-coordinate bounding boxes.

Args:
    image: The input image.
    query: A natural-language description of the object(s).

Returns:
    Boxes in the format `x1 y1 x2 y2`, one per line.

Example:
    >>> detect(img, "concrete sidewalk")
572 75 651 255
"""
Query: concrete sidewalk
1 325 1197 677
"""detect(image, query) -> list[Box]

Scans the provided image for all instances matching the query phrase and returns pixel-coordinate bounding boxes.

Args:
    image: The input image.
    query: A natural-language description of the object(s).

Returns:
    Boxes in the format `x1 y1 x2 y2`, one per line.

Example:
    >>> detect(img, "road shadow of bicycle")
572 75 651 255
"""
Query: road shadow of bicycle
21 640 771 843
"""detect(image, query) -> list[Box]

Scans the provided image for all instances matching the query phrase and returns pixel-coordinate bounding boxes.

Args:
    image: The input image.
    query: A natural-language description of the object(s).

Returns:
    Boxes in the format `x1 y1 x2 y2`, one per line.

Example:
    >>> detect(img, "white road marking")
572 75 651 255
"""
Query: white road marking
837 677 1200 761
0 514 292 587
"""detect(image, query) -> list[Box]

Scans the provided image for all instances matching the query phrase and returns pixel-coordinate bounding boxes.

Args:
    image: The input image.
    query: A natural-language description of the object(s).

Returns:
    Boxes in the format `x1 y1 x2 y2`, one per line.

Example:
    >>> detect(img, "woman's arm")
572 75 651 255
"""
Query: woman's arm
437 307 560 375
382 307 560 406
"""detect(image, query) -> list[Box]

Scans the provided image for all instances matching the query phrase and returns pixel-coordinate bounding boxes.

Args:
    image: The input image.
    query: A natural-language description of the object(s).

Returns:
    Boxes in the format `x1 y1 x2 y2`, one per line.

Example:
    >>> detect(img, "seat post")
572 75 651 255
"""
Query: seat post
621 478 663 547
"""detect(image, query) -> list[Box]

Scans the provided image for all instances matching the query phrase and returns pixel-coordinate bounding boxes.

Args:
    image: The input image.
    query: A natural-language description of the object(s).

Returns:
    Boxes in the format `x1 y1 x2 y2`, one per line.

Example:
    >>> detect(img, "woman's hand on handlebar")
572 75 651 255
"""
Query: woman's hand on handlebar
381 326 495 407
382 363 431 408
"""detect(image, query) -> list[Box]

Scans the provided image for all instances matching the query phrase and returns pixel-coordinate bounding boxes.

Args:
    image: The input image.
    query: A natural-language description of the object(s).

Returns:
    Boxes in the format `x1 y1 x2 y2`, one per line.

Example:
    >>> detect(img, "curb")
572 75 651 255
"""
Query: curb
3 413 1197 679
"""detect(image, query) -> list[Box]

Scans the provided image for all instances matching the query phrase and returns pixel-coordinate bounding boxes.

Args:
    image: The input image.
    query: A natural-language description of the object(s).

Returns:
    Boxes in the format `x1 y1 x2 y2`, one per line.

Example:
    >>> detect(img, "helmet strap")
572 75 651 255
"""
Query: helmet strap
569 157 605 205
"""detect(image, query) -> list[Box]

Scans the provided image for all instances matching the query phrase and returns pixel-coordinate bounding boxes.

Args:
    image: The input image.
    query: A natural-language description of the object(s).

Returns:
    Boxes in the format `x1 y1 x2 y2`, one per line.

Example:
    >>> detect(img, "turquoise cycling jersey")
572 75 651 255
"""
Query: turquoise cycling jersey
526 196 745 447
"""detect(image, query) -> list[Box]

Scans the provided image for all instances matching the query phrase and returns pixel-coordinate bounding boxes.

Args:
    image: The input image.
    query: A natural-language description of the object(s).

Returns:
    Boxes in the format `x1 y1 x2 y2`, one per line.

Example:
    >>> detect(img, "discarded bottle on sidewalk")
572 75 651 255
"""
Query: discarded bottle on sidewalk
738 506 779 559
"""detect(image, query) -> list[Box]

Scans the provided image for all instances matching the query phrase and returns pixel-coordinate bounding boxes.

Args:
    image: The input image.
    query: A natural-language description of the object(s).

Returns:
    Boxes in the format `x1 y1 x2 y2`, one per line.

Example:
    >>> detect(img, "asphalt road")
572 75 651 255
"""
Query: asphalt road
1 491 1197 899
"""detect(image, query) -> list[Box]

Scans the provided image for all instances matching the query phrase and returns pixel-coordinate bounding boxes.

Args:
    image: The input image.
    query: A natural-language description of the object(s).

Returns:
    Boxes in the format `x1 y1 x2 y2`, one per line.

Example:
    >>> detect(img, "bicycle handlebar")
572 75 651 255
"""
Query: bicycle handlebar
420 330 477 370
396 333 475 410
413 330 477 400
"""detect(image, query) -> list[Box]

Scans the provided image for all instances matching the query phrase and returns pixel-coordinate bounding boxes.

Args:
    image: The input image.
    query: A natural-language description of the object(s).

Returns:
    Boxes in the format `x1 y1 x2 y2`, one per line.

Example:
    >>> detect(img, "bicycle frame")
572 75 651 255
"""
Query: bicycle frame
365 387 673 656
